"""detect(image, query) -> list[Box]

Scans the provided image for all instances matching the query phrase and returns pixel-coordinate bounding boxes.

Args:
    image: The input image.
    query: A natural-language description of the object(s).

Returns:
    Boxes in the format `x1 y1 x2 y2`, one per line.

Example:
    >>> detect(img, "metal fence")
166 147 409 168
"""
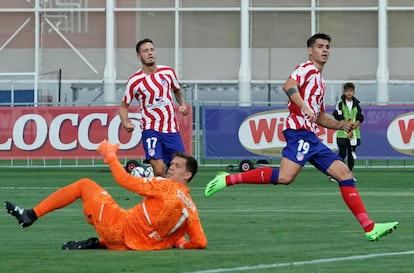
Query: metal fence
1 0 414 105
1 0 413 168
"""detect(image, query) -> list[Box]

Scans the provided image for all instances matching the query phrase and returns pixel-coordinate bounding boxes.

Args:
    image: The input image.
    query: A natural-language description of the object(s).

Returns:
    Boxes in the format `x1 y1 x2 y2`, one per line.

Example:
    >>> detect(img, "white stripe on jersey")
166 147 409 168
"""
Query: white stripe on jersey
123 65 181 133
284 60 326 133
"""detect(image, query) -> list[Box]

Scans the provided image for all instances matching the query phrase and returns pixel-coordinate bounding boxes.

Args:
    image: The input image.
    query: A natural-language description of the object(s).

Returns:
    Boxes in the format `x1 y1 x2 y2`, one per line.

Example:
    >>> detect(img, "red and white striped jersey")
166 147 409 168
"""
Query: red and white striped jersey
123 65 181 133
284 60 326 133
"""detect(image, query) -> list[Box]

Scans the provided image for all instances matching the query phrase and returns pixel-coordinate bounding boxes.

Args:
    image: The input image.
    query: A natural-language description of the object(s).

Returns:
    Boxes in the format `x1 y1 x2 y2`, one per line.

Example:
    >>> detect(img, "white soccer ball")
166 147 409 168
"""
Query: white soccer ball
131 166 146 177
143 166 154 178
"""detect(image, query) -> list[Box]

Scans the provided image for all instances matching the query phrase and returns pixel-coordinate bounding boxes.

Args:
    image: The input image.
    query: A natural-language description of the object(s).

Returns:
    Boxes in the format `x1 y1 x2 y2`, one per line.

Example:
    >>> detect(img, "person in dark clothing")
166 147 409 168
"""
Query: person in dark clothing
333 82 364 171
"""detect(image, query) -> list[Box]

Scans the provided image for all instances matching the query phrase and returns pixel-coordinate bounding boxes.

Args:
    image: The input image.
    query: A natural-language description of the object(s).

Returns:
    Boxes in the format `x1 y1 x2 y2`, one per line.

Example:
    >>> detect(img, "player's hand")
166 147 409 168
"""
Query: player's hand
302 107 316 123
348 131 354 139
341 120 353 133
97 140 119 163
173 236 187 249
122 121 135 132
179 105 189 116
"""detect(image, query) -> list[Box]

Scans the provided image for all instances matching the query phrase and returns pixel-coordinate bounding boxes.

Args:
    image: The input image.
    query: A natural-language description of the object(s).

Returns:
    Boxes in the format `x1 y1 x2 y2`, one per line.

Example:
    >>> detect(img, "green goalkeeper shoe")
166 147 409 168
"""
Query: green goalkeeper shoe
365 222 399 241
204 172 229 198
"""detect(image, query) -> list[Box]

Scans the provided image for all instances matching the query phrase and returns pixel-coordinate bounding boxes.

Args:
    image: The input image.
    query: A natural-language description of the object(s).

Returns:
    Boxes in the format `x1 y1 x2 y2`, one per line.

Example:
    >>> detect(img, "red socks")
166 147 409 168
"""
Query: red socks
225 170 375 232
338 183 374 232
226 167 277 186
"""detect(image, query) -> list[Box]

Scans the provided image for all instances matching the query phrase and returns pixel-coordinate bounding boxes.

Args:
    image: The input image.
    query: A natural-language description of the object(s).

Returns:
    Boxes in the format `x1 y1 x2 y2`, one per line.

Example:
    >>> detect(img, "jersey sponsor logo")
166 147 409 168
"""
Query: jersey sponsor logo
148 231 162 241
295 67 305 76
146 98 168 109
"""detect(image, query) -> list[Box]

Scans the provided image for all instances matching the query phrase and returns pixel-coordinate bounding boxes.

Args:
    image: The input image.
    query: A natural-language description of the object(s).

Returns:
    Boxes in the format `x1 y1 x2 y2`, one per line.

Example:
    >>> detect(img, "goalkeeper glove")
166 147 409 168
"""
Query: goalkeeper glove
97 140 119 163
173 236 187 249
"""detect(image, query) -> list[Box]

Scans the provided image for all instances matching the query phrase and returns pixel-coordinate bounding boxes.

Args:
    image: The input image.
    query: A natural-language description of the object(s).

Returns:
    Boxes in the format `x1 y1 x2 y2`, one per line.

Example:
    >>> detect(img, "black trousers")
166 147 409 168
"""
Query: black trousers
337 138 361 171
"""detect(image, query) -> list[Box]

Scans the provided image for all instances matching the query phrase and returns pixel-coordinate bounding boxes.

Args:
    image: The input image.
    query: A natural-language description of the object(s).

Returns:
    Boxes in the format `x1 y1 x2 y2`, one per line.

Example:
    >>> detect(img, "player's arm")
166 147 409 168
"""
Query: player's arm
282 78 316 122
119 102 135 132
173 89 189 116
317 111 353 132
176 214 207 249
109 158 157 196
97 140 157 196
353 120 361 129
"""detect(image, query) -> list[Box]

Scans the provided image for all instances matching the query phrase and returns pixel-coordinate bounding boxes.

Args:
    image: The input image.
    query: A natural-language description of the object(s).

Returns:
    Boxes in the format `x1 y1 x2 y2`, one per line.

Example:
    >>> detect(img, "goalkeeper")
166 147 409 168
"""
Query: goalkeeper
5 140 207 250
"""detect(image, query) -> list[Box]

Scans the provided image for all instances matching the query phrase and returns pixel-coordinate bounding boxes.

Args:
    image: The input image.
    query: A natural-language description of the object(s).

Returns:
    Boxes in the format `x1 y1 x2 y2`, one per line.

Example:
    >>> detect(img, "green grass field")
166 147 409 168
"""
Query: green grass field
1 166 413 273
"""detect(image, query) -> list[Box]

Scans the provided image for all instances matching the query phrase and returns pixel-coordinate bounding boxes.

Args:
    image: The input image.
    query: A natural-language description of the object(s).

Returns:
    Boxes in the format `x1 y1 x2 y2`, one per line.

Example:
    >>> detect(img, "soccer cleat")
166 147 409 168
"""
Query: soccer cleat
204 172 228 198
4 201 37 228
365 222 399 241
62 237 103 250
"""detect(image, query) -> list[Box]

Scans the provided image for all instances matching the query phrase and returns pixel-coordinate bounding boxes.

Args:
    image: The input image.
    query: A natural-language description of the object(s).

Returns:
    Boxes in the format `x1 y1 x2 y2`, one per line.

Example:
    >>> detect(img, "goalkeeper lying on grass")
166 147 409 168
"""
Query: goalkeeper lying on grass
5 140 207 250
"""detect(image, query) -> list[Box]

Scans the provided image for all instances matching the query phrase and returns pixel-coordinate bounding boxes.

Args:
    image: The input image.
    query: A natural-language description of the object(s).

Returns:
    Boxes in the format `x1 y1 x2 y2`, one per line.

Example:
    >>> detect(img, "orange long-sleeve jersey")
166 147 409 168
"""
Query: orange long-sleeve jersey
108 158 207 250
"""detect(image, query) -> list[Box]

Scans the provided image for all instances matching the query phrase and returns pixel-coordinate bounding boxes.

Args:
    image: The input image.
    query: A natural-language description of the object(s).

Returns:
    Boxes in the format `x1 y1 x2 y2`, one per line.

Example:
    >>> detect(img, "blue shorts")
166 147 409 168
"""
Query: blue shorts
141 130 185 165
281 129 342 173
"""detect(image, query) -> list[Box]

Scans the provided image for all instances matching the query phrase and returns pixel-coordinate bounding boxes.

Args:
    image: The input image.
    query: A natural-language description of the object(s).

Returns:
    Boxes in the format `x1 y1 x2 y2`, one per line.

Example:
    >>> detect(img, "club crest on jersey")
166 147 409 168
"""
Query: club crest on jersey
149 149 155 157
295 67 305 76
296 151 305 161
161 79 168 87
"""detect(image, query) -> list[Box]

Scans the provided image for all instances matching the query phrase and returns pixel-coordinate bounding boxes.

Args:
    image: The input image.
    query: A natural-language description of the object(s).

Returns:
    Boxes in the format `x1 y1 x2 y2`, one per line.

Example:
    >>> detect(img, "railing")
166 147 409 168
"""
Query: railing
2 79 414 107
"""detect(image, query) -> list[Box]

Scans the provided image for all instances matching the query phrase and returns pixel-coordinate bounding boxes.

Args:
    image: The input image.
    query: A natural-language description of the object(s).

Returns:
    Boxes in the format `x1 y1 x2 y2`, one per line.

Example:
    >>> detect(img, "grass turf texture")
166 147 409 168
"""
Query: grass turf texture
0 167 413 273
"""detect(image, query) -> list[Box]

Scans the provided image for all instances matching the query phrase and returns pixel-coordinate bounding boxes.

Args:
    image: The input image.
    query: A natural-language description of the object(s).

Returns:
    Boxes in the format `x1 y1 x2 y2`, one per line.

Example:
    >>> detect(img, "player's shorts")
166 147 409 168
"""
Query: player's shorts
281 129 342 173
142 129 185 165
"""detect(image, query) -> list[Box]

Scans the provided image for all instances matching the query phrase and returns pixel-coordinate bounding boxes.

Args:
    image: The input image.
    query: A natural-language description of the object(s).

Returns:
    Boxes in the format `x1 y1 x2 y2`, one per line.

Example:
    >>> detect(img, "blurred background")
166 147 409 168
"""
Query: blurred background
1 0 413 106
1 0 413 167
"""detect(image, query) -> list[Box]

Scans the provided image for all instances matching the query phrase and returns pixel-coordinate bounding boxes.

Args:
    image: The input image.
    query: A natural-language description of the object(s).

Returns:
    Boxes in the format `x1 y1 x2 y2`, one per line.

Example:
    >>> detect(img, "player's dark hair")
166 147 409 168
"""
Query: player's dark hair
343 82 355 91
136 38 154 53
173 151 198 182
307 33 331 47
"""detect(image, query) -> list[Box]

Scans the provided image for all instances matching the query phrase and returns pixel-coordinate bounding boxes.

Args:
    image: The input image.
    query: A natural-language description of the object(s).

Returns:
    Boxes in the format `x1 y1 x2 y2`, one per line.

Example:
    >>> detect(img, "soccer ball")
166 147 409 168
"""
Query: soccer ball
131 166 146 177
143 166 154 178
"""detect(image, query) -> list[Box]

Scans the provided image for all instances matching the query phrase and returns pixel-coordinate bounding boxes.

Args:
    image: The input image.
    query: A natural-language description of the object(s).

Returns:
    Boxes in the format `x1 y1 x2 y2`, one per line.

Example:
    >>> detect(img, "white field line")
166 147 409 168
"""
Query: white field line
3 186 412 273
1 187 413 214
3 186 414 193
182 250 414 273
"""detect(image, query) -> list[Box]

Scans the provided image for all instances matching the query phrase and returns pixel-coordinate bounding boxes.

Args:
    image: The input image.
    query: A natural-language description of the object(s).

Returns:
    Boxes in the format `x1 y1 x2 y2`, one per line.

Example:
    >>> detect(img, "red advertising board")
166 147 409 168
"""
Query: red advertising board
0 106 192 159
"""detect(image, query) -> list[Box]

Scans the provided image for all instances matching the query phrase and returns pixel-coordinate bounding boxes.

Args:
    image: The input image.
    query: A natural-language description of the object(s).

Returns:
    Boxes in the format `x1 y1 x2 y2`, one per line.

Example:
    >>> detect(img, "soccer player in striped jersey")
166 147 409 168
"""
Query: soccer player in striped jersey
119 38 189 177
205 33 398 242
5 140 207 250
